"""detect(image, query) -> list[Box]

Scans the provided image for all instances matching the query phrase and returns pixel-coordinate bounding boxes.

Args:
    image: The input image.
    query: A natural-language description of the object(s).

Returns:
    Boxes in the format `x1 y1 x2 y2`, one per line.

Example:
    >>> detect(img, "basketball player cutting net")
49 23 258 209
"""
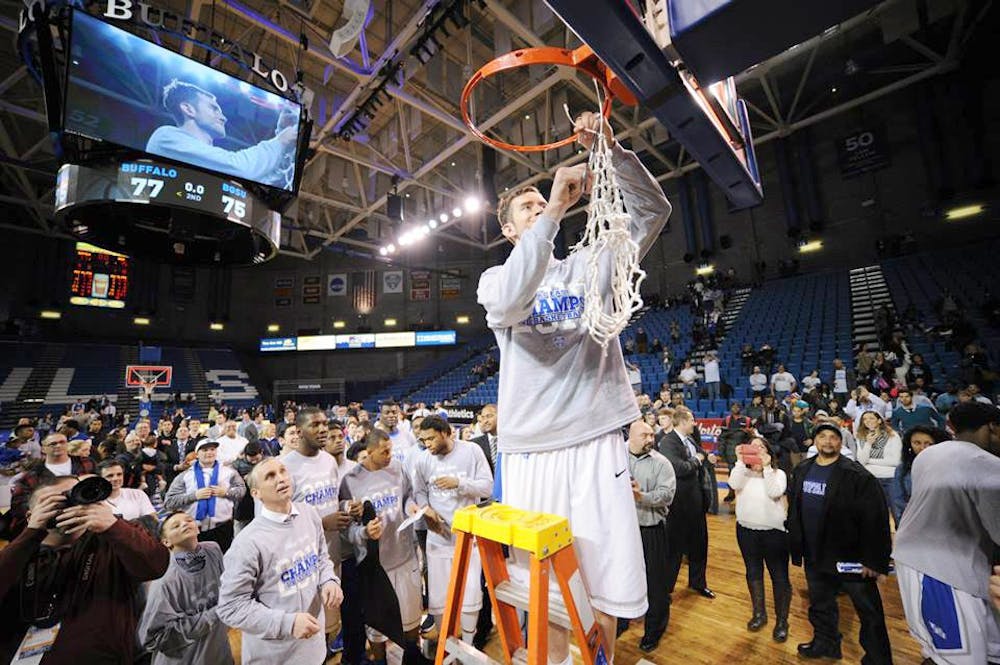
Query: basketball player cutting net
477 111 672 663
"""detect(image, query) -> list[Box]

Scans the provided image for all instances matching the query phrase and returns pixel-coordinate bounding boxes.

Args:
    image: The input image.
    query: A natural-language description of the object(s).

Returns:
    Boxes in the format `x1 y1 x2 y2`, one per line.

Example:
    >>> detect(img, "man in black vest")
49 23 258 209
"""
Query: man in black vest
787 422 893 661
658 406 715 600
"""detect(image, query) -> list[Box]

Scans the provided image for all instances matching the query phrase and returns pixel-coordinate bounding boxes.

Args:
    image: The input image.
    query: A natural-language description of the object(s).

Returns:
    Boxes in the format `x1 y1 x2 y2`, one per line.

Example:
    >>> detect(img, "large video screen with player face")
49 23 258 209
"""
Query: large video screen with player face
64 11 303 192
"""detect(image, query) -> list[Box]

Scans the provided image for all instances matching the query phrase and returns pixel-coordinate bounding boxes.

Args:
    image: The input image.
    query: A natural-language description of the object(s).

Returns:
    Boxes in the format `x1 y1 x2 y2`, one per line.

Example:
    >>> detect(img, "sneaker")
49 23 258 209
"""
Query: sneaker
328 631 344 654
420 615 435 632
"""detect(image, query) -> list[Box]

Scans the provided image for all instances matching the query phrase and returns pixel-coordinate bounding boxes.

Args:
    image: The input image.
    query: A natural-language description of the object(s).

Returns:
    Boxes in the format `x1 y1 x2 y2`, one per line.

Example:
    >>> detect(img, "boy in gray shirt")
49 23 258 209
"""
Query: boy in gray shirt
217 458 343 665
138 511 234 665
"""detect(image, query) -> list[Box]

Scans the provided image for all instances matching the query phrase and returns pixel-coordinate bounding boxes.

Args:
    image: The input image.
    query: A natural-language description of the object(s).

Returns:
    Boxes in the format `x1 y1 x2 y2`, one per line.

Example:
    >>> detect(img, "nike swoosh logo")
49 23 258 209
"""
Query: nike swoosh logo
615 468 628 478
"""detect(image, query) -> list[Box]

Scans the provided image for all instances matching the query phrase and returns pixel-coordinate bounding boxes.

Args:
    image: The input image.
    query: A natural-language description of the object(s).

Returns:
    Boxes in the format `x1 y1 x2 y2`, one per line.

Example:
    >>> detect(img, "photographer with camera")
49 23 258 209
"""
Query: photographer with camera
0 475 170 663
8 432 97 537
729 437 791 642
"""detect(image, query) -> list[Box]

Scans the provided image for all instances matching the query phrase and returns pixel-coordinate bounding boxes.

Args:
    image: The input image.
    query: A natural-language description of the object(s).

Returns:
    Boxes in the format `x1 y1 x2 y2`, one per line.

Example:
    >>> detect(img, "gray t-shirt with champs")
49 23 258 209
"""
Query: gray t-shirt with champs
411 442 493 552
216 502 339 665
477 144 671 453
280 449 342 560
340 459 419 571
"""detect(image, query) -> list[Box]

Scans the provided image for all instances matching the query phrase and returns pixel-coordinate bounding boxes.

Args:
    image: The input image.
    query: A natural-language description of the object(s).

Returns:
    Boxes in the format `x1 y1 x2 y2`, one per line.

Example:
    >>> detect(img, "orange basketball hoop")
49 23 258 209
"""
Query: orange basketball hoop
460 44 637 153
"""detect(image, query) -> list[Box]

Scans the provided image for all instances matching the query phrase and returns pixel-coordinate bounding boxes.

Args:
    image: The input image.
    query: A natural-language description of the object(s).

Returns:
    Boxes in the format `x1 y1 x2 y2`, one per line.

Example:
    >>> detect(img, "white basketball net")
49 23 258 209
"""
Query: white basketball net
568 111 646 350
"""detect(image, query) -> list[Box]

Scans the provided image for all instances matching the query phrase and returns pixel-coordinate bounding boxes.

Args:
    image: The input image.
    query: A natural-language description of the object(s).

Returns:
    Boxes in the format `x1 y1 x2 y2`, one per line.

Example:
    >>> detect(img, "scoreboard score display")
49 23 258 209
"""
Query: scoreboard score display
71 242 129 308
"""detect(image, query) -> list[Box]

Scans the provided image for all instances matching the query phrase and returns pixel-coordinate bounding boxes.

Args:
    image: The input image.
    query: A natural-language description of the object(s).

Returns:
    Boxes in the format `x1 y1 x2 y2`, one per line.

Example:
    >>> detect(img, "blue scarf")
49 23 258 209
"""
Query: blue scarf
194 460 219 521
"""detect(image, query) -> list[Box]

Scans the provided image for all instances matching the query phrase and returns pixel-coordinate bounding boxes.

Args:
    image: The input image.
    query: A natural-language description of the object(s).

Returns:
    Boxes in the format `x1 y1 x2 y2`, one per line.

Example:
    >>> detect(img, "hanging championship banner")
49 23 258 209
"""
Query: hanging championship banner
837 126 890 178
439 274 461 300
328 273 347 297
302 275 321 304
383 270 403 294
410 270 430 301
274 276 294 307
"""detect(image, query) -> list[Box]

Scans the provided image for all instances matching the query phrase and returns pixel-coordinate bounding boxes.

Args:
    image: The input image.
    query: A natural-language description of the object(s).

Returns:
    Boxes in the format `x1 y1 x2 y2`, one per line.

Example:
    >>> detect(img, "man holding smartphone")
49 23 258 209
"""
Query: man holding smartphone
787 423 893 661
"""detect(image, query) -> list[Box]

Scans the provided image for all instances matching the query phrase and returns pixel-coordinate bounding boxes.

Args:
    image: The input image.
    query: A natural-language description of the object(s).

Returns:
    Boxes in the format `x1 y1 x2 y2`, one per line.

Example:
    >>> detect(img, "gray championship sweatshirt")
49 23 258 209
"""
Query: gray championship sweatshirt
340 459 420 570
281 449 342 560
412 442 493 553
137 542 234 665
893 440 1000 599
216 502 340 665
477 143 671 453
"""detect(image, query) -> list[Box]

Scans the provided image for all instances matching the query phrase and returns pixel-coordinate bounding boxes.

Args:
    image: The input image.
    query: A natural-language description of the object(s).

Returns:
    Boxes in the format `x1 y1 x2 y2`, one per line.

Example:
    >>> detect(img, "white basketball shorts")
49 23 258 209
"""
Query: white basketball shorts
896 561 1000 664
501 430 648 618
427 540 483 616
367 559 424 642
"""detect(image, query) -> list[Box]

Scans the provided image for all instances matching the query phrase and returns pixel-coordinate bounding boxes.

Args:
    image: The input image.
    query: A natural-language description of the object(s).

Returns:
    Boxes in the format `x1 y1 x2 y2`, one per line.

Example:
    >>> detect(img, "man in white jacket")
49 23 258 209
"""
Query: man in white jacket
477 111 671 664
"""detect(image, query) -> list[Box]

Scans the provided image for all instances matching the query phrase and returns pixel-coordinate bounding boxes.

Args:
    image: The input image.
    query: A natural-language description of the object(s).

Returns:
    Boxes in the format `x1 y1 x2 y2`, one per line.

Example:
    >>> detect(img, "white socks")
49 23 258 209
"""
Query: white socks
548 653 572 665
461 611 478 644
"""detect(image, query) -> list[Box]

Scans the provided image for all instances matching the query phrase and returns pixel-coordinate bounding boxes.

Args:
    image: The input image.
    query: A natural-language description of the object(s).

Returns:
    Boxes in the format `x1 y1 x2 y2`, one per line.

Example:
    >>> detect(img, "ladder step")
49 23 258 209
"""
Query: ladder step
494 580 573 629
443 637 500 665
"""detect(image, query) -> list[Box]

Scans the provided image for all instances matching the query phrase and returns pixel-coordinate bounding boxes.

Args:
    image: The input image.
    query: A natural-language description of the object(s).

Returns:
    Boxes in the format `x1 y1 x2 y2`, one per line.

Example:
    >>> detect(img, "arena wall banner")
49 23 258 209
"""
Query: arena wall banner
439 274 461 300
410 270 430 301
274 276 294 308
383 270 403 294
328 273 347 297
837 125 890 178
302 275 321 304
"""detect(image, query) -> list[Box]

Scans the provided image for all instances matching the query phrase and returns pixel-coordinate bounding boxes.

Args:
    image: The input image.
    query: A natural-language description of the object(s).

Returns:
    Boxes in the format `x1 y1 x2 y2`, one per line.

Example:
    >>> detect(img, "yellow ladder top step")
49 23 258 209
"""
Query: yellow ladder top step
452 503 573 559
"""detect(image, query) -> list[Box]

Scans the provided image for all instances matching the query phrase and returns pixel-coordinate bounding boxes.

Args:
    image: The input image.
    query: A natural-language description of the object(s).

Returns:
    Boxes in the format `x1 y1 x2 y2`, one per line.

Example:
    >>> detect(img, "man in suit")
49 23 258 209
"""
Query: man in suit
163 421 194 485
658 406 715 600
469 403 497 649
470 404 498 474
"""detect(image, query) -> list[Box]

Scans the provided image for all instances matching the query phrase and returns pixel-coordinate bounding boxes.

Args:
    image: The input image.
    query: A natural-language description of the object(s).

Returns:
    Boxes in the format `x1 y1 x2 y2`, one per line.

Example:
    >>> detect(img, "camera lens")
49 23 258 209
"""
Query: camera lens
66 476 113 506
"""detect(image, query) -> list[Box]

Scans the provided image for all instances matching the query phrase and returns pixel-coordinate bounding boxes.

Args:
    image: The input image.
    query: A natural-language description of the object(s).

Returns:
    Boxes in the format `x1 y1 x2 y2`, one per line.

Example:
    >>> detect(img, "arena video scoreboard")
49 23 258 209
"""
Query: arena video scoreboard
71 242 129 308
56 161 257 226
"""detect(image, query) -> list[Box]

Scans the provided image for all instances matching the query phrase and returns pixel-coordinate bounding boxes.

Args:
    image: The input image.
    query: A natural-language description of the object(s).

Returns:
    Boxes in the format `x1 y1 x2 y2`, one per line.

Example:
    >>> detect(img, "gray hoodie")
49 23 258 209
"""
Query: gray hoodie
477 143 671 453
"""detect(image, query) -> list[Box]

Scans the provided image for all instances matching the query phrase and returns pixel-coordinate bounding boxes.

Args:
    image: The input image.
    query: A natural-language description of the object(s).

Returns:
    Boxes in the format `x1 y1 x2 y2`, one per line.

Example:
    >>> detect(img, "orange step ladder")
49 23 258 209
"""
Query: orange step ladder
434 503 608 665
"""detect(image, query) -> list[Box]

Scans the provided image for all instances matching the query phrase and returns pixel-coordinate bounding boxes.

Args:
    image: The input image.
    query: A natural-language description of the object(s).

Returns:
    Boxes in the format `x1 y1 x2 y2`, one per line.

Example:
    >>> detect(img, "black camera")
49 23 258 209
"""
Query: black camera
47 477 113 528
65 476 113 506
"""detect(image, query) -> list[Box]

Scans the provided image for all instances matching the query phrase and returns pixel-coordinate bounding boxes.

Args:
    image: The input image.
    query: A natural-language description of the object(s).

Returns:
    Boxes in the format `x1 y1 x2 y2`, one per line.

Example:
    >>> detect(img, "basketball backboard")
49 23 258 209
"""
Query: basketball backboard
125 365 173 388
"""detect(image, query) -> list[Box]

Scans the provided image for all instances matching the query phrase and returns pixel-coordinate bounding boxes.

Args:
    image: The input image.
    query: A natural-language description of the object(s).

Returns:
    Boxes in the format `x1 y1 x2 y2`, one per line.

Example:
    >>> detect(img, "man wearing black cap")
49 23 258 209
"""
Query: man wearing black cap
787 422 893 662
893 402 1000 665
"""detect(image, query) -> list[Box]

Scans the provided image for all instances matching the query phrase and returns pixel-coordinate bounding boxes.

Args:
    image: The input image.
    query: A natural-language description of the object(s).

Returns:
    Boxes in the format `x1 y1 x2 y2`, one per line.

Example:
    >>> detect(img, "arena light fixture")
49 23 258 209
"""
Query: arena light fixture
945 204 985 220
267 323 280 332
695 263 715 276
429 219 438 229
799 239 823 253
439 213 450 223
40 310 61 320
379 247 388 256
333 320 346 329
210 322 224 331
452 207 463 218
456 315 470 324
134 317 151 326
386 244 396 253
464 196 481 213
384 318 398 327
